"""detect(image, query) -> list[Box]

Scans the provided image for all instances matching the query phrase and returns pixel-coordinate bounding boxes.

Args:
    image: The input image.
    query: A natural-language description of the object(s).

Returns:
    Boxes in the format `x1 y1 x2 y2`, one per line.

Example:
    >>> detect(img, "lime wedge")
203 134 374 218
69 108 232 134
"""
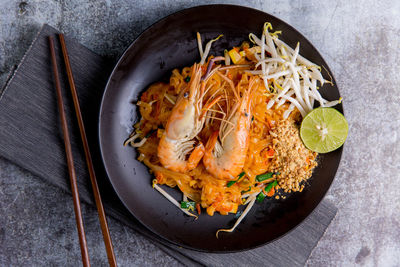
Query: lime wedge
300 107 348 153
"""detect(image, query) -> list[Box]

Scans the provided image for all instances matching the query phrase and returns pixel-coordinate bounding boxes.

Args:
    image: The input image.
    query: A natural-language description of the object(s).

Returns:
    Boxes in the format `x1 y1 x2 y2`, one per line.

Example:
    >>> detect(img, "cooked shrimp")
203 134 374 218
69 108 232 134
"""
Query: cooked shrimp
158 64 210 173
203 77 258 180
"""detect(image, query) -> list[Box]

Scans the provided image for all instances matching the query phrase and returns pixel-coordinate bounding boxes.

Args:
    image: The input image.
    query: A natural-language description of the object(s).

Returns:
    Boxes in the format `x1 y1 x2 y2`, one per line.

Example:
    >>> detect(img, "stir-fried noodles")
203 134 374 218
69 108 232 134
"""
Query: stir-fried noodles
125 22 337 235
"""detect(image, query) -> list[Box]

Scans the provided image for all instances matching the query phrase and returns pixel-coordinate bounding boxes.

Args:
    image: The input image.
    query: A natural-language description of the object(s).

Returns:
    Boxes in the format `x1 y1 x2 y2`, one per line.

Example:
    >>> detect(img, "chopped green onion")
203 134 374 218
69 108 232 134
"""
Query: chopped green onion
184 76 191 82
227 181 236 187
145 129 157 138
256 192 266 203
256 180 278 203
227 172 246 187
256 172 280 182
265 180 278 193
180 201 195 211
234 210 243 219
241 186 251 194
265 181 278 192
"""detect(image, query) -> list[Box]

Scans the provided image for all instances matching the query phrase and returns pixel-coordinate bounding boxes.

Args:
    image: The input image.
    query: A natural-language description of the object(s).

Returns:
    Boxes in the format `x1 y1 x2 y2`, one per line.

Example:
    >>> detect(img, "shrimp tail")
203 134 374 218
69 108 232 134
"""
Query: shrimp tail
205 131 219 153
187 143 205 170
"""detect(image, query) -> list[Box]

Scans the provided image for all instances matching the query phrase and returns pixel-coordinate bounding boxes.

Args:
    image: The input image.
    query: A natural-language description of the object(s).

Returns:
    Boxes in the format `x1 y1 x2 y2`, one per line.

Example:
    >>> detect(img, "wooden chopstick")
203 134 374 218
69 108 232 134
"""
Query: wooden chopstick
58 34 117 267
48 36 91 267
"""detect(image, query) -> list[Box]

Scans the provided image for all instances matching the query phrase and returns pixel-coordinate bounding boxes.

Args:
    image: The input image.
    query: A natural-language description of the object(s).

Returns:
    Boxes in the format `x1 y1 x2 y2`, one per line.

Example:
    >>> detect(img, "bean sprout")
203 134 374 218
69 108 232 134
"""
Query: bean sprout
246 23 341 117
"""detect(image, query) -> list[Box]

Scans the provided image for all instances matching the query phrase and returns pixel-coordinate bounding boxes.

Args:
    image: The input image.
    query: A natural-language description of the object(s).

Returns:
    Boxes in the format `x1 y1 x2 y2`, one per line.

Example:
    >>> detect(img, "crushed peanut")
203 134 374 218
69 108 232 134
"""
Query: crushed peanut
268 119 318 193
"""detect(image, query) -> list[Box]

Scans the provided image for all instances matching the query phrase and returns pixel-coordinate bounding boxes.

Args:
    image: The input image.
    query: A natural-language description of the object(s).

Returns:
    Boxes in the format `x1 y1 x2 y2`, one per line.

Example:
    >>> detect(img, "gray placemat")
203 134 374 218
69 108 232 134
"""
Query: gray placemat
0 24 337 266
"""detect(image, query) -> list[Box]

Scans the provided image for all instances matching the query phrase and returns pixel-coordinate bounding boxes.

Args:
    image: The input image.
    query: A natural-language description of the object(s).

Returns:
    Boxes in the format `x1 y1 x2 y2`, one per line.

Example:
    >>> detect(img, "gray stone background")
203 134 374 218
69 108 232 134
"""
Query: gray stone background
1 0 399 266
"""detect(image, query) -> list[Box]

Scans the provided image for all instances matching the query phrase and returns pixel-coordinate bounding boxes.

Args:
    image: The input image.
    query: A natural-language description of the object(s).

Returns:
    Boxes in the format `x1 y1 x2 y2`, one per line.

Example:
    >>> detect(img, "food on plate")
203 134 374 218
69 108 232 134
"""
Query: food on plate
157 64 206 173
124 22 347 234
300 107 349 153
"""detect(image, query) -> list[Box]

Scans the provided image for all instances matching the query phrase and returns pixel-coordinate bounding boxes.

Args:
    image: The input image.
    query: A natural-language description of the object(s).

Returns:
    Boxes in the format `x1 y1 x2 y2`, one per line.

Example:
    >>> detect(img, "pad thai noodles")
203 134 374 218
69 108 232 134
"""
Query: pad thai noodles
124 22 339 235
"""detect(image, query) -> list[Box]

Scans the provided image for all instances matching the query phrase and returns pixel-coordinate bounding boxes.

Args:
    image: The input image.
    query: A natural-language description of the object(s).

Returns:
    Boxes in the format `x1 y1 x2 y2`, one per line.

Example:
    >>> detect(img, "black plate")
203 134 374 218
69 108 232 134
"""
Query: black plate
99 4 343 252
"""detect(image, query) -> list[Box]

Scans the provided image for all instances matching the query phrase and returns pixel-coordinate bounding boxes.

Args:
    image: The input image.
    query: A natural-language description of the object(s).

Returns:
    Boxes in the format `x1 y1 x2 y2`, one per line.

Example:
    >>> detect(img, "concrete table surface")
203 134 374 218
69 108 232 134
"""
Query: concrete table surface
1 0 399 266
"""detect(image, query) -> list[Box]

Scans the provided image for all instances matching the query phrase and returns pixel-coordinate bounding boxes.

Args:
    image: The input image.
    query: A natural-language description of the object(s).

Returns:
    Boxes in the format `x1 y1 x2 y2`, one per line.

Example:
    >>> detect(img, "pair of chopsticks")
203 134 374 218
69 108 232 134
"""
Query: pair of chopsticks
48 35 117 267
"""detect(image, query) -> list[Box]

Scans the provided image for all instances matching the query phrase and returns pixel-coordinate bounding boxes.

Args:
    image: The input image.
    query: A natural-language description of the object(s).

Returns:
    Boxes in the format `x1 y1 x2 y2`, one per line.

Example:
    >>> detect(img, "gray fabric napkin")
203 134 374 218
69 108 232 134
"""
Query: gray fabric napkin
0 24 337 266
